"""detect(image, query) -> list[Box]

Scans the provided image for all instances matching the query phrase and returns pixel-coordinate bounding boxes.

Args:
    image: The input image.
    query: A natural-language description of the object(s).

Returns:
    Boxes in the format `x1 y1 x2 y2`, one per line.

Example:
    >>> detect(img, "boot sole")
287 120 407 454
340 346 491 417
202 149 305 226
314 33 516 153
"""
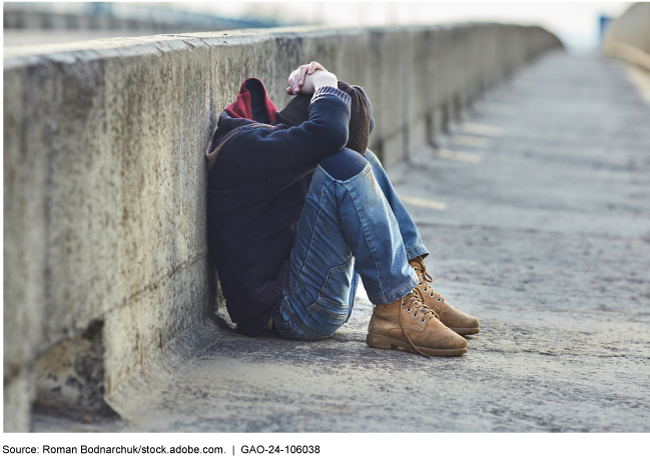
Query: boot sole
366 334 467 357
449 327 480 336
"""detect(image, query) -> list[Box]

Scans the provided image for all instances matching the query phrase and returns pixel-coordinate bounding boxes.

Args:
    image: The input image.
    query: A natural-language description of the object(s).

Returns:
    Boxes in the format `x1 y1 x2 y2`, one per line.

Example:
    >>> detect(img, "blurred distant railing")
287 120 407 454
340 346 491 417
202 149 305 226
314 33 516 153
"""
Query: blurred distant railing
3 1 285 31
603 2 650 71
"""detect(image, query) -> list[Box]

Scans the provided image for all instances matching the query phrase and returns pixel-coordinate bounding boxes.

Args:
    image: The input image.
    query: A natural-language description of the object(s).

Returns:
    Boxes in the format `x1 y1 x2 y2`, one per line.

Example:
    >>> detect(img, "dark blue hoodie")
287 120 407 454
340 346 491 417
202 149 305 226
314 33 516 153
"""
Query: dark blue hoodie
206 78 352 335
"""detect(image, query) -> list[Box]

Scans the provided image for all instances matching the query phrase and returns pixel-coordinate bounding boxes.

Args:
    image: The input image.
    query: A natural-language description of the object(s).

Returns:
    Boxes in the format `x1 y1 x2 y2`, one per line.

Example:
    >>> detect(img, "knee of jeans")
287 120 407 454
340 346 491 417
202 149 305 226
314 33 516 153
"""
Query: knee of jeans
318 148 368 181
364 148 380 166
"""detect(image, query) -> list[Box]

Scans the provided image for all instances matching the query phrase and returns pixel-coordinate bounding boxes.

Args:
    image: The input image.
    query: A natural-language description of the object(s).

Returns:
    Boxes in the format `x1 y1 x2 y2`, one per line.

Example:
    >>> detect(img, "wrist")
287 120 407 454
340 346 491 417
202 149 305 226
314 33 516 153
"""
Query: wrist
312 72 338 91
311 85 352 107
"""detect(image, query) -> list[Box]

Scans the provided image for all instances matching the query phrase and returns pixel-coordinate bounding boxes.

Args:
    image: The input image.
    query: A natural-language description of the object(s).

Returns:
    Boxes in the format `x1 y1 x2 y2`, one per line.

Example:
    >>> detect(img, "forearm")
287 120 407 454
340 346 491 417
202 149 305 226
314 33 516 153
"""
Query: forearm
230 91 352 179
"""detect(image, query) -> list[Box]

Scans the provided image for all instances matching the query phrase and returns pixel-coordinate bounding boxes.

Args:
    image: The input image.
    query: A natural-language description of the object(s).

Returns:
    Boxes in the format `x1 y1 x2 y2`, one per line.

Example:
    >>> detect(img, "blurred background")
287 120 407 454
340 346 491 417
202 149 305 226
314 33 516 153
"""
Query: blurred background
3 1 633 52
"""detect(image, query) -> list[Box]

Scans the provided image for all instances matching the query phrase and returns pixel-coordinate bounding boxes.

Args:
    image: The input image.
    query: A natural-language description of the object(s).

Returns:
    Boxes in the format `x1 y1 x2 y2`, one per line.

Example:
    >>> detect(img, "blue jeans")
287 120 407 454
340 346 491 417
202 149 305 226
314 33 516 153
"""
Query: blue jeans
272 149 429 340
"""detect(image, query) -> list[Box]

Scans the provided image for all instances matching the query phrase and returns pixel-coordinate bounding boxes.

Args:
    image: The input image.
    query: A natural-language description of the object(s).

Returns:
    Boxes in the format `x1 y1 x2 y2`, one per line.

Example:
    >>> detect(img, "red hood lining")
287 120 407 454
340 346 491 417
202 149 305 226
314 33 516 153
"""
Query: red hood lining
224 78 277 123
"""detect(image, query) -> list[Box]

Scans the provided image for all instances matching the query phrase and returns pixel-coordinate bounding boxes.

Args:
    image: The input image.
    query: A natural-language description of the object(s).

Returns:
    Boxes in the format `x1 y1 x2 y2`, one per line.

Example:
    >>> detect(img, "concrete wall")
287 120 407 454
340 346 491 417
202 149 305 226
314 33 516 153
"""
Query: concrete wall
604 2 650 71
3 24 562 431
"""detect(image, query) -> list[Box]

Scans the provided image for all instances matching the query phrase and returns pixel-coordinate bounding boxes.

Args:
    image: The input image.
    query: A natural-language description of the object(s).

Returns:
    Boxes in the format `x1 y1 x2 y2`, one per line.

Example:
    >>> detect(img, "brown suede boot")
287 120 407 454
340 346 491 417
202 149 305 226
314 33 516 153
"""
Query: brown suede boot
409 256 480 335
366 290 468 357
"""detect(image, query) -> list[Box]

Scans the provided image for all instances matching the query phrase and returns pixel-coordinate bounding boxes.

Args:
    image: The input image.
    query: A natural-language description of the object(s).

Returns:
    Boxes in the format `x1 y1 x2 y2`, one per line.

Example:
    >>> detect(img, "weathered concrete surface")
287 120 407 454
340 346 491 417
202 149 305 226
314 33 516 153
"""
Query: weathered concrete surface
3 35 218 431
34 321 115 416
33 50 650 432
4 24 561 431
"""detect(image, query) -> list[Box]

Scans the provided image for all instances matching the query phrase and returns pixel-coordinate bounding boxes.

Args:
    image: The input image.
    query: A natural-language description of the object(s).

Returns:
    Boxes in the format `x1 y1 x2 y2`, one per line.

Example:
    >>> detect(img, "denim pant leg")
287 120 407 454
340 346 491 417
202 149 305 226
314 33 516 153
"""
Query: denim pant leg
365 149 429 260
342 150 430 308
273 161 419 341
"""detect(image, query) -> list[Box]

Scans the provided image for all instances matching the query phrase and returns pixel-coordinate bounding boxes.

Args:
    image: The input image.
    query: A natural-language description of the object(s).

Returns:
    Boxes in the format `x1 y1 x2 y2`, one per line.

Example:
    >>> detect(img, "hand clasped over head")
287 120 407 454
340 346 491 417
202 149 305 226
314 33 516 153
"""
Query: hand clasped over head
274 81 372 156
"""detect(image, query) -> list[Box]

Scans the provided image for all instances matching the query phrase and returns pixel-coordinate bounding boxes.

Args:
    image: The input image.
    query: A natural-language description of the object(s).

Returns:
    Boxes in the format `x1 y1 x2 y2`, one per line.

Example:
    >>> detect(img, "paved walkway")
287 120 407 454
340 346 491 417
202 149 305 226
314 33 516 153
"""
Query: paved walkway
35 50 650 432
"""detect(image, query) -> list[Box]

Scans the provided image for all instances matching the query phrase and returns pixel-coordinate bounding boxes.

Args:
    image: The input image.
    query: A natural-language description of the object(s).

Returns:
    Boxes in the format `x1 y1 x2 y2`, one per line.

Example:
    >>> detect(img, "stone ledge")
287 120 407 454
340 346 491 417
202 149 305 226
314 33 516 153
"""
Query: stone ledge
3 23 562 431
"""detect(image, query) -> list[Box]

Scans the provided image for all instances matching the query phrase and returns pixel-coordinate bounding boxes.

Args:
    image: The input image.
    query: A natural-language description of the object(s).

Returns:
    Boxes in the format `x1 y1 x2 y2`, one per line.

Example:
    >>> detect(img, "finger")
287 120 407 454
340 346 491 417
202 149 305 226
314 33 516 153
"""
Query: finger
287 69 298 86
292 75 301 93
298 65 309 86
288 71 301 93
309 61 327 74
291 78 300 94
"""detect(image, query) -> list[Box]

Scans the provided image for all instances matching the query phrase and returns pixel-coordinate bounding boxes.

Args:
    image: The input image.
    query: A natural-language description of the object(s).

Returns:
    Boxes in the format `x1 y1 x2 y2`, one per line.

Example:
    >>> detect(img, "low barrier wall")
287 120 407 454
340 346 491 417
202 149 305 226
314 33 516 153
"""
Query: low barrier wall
604 2 650 71
3 24 562 431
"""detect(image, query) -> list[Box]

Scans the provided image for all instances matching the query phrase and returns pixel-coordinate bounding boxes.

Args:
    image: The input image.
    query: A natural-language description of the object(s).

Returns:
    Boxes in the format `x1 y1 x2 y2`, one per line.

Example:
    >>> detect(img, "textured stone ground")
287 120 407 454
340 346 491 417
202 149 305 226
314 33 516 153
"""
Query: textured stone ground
34 50 650 432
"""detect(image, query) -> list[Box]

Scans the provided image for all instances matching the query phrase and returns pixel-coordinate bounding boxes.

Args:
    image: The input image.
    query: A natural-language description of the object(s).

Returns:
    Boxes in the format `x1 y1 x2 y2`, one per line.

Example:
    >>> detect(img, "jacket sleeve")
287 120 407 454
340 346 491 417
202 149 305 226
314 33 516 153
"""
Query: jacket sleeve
224 87 352 180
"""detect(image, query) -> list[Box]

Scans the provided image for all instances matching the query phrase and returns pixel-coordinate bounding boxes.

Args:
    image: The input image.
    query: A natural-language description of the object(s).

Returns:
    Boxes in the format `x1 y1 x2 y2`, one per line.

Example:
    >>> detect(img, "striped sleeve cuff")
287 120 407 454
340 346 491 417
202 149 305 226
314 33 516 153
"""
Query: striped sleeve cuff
311 85 352 106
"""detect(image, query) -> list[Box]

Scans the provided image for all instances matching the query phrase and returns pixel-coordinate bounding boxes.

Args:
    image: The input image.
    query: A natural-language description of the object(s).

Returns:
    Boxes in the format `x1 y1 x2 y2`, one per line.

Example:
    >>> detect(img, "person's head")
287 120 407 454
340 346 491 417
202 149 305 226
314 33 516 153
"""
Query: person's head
274 81 372 156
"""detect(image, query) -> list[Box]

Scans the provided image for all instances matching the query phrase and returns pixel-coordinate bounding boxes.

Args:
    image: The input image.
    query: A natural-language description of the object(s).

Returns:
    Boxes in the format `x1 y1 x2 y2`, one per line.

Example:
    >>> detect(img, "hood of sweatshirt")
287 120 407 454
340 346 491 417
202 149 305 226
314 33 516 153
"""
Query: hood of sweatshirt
226 77 278 124
205 78 280 170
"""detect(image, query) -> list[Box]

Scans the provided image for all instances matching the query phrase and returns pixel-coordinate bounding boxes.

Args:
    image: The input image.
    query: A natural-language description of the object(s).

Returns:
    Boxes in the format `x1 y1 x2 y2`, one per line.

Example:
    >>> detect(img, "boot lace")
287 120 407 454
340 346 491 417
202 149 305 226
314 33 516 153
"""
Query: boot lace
398 290 439 358
412 257 446 307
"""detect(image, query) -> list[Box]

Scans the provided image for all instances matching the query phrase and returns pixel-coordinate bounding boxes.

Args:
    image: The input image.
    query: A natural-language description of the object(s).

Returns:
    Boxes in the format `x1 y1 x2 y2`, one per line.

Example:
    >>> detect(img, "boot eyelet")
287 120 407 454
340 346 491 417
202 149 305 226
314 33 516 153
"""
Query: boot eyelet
406 307 412 312
402 303 406 307
413 313 418 318
423 288 427 292
429 293 434 297
437 298 442 302
420 318 426 323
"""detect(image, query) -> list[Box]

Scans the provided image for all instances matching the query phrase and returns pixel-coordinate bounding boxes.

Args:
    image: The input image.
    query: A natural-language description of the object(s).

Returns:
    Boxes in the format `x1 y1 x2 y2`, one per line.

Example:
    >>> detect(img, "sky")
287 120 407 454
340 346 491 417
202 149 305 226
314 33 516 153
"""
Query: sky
168 1 633 51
